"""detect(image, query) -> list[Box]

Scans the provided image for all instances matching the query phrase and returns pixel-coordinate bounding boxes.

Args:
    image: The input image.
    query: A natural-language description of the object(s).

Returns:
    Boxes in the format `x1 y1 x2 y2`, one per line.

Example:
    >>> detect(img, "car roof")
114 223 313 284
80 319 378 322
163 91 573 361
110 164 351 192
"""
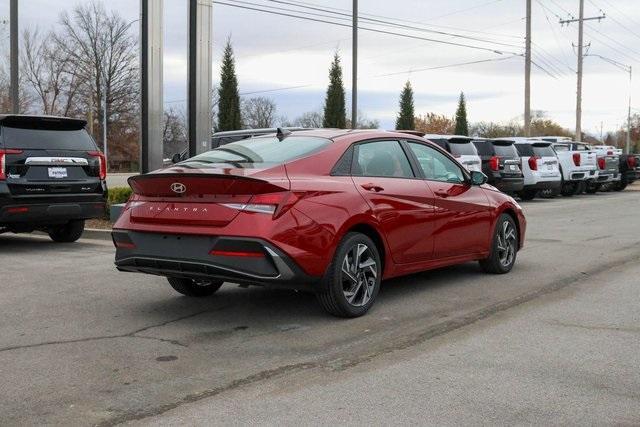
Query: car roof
0 114 87 130
212 127 309 137
422 134 473 140
495 137 545 144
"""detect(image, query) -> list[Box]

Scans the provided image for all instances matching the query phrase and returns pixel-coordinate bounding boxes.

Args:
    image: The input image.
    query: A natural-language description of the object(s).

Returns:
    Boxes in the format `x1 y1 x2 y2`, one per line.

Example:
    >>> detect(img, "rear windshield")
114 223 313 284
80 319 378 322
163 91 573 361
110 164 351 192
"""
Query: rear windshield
2 126 97 150
184 136 331 165
553 144 569 152
427 139 449 151
449 141 477 156
515 144 534 156
493 143 519 157
472 140 493 156
533 145 556 157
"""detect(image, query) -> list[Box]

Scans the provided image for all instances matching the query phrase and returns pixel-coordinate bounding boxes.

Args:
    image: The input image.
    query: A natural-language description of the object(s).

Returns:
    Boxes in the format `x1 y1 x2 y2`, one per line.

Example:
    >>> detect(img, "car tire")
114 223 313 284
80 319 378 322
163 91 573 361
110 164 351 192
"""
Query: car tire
613 181 628 191
167 277 224 297
560 181 576 197
518 189 537 201
316 232 382 318
585 183 601 194
48 220 85 243
479 214 518 274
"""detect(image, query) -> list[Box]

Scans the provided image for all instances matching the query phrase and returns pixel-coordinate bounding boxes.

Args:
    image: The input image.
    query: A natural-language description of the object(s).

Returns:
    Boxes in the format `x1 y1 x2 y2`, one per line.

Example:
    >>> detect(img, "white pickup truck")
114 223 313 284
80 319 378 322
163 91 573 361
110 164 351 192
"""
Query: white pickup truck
549 141 598 196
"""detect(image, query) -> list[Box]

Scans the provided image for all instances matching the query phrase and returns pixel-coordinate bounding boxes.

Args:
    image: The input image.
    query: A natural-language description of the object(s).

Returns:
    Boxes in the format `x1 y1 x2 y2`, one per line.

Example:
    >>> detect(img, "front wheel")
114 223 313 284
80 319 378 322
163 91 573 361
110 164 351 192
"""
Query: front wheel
48 220 85 243
167 277 224 297
585 183 601 194
479 214 518 274
560 181 576 197
316 233 382 318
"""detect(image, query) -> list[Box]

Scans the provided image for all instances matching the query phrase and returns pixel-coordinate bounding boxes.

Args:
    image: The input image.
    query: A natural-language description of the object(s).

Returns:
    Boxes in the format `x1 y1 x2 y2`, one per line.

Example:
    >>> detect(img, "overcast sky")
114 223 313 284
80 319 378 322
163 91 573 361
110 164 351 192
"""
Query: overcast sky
2 0 639 135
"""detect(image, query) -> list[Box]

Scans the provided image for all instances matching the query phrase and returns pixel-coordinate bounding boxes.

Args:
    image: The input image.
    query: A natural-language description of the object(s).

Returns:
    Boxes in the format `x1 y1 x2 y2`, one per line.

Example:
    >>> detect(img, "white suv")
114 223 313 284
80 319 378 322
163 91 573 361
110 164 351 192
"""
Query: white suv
498 138 561 200
423 135 482 172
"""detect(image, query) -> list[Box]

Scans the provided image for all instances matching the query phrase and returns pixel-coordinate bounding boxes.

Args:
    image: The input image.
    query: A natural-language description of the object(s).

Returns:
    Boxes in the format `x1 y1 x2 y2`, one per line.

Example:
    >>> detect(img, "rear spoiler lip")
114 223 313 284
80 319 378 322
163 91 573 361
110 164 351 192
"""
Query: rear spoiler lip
0 114 87 130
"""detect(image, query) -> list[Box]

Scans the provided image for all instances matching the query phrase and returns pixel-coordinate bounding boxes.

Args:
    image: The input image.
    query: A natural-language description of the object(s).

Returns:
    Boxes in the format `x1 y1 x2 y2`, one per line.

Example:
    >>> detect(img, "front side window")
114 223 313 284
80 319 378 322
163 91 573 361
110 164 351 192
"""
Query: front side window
408 142 465 183
352 140 414 178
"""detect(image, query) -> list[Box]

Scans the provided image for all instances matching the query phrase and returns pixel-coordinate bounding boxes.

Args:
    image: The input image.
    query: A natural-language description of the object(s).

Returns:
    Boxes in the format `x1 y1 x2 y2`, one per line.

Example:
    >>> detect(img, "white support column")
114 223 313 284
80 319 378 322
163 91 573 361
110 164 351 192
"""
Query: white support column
188 0 213 156
140 0 164 173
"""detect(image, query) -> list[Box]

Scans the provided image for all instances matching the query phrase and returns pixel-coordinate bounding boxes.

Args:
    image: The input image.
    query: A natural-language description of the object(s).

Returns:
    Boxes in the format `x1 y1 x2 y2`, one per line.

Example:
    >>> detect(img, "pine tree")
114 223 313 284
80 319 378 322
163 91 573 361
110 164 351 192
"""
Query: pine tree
322 53 346 128
217 38 242 131
454 92 469 136
395 81 415 130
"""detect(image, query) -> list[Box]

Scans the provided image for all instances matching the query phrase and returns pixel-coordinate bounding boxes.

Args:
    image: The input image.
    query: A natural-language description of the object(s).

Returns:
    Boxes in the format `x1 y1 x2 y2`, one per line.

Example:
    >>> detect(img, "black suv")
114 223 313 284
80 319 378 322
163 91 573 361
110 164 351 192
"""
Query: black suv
472 139 524 194
0 115 107 242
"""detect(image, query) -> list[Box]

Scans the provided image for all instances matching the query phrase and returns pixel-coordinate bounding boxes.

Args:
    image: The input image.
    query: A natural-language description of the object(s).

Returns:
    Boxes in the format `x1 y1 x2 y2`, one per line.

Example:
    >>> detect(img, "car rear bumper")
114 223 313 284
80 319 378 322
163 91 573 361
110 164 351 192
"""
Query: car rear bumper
524 180 562 191
491 177 524 193
0 201 105 225
112 230 324 291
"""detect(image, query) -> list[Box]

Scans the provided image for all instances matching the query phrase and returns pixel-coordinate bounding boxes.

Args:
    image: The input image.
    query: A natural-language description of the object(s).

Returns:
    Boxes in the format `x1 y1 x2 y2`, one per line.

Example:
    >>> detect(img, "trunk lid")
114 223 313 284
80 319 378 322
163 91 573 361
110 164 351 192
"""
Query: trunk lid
127 164 290 227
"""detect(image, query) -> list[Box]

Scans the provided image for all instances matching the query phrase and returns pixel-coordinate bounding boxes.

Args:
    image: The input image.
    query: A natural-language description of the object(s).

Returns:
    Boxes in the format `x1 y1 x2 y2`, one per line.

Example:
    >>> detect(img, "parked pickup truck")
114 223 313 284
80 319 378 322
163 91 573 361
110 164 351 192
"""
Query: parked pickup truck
550 141 598 196
613 153 639 191
588 145 620 193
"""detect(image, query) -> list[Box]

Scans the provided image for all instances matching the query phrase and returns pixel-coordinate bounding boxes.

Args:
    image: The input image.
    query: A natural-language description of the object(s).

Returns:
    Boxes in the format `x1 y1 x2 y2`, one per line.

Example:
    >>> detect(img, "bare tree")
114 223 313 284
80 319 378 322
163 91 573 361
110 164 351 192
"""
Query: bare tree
346 110 379 129
241 96 277 129
55 1 138 150
285 110 324 128
21 28 82 116
163 107 187 157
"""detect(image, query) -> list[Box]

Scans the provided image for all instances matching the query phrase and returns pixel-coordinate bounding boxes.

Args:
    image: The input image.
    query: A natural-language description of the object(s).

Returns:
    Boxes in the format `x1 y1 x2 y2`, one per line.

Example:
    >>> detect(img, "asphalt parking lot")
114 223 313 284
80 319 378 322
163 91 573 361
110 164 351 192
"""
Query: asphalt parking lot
1 188 639 425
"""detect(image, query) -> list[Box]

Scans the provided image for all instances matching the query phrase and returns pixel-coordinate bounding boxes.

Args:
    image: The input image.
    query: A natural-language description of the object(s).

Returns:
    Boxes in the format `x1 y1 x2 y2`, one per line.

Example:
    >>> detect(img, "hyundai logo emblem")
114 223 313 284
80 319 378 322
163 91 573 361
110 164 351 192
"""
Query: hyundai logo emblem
170 182 187 194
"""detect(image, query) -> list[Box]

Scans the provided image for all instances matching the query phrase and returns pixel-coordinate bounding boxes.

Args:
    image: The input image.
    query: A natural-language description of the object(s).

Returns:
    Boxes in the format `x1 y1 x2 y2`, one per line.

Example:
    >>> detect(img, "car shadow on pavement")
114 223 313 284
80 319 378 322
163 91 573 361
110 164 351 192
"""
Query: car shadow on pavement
0 234 108 254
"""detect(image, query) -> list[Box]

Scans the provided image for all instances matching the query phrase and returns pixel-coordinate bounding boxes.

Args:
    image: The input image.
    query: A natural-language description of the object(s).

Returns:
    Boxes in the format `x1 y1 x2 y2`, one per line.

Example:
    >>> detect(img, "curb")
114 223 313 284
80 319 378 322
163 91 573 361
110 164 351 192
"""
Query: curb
83 228 113 241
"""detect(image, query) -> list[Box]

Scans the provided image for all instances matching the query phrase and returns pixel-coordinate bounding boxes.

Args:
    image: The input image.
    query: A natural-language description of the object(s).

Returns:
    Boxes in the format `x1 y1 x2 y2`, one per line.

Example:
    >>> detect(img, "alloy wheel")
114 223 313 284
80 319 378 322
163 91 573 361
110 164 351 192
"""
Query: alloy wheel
340 243 378 307
496 220 517 268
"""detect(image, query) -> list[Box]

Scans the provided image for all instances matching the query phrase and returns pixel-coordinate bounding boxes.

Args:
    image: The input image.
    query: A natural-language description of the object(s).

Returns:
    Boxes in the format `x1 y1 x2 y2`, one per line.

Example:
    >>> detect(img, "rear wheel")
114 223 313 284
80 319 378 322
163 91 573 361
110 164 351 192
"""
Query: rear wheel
585 183 601 194
613 180 628 191
560 181 576 197
167 277 224 297
316 233 382 318
518 189 537 201
48 220 85 243
479 214 518 274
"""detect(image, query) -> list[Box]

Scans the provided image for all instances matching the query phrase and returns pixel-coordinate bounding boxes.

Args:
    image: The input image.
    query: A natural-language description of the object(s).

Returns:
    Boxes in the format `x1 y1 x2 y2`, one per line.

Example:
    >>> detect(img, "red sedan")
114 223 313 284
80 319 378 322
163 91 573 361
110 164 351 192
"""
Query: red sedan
113 129 526 317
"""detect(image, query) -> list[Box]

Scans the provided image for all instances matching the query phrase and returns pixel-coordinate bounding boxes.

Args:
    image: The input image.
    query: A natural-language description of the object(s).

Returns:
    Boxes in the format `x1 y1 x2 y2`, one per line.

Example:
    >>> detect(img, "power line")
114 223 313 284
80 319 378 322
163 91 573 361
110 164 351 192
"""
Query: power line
164 84 314 104
587 0 640 43
369 54 520 78
213 0 522 55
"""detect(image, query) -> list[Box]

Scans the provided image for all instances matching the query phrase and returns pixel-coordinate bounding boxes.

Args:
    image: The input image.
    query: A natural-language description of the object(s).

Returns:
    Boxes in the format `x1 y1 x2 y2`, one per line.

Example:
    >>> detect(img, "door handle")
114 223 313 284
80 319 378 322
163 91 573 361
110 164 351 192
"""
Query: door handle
361 183 384 192
434 189 449 198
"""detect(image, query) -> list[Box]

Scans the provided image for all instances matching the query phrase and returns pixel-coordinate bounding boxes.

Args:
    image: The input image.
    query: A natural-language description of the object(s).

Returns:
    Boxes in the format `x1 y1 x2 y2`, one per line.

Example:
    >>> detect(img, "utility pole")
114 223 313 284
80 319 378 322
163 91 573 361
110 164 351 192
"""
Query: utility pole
10 0 18 113
559 0 605 141
524 0 532 136
351 0 358 129
103 82 108 172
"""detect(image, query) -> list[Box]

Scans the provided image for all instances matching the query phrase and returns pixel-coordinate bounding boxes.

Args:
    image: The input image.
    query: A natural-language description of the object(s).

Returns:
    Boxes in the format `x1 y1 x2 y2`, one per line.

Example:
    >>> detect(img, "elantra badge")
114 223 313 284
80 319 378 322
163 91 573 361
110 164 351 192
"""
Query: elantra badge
170 182 187 194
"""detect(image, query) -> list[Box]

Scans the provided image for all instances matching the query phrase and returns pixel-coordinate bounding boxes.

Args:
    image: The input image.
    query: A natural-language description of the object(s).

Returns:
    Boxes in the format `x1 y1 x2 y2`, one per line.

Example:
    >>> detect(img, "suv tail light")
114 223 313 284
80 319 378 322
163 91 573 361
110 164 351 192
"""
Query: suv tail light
222 191 302 219
627 156 637 168
88 151 107 180
607 151 613 155
572 153 581 166
598 157 606 170
0 149 23 181
489 156 501 171
528 156 540 171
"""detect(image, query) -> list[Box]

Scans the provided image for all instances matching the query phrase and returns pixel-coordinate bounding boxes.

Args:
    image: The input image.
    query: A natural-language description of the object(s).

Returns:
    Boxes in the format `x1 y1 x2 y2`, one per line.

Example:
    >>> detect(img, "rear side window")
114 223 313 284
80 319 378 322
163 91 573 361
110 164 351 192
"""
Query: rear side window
472 140 493 156
186 136 330 165
533 145 556 157
352 140 414 178
493 143 519 157
2 127 97 151
515 144 534 157
449 142 477 156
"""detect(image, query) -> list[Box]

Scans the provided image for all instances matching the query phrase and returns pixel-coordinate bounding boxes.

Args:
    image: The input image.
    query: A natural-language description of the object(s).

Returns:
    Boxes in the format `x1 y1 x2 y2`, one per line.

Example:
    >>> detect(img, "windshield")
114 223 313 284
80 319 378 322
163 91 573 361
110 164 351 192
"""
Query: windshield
184 136 331 165
2 126 97 151
533 145 556 157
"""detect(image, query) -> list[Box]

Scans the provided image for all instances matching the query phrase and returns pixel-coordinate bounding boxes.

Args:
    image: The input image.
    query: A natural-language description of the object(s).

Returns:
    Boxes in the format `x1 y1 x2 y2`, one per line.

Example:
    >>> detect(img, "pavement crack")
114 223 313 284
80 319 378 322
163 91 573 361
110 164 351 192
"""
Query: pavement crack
0 306 229 354
548 320 640 334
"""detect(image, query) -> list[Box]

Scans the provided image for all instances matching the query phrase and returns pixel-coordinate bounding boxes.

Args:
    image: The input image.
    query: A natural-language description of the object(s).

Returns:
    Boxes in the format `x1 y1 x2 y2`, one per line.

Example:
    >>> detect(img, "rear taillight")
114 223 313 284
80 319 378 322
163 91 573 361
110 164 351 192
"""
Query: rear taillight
572 153 581 167
627 156 637 168
209 249 265 258
489 156 500 171
0 149 23 181
598 157 606 170
528 156 539 171
88 151 107 180
607 151 613 155
222 191 301 219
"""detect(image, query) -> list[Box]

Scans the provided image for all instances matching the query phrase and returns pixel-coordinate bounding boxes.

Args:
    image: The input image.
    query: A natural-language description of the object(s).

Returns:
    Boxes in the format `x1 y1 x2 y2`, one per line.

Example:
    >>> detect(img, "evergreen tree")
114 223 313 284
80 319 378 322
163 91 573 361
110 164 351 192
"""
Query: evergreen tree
217 38 242 131
322 53 346 128
395 81 415 130
454 92 469 136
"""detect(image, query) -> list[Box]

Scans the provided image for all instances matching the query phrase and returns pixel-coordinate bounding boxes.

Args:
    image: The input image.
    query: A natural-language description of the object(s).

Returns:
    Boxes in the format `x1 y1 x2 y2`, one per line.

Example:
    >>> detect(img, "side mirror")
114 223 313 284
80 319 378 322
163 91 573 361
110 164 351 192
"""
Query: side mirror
470 170 488 186
171 153 182 164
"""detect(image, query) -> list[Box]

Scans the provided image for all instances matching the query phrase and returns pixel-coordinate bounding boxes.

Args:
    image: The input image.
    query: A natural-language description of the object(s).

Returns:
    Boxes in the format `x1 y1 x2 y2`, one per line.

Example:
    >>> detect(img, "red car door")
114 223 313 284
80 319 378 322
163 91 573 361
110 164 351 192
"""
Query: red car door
351 140 436 264
406 141 492 258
